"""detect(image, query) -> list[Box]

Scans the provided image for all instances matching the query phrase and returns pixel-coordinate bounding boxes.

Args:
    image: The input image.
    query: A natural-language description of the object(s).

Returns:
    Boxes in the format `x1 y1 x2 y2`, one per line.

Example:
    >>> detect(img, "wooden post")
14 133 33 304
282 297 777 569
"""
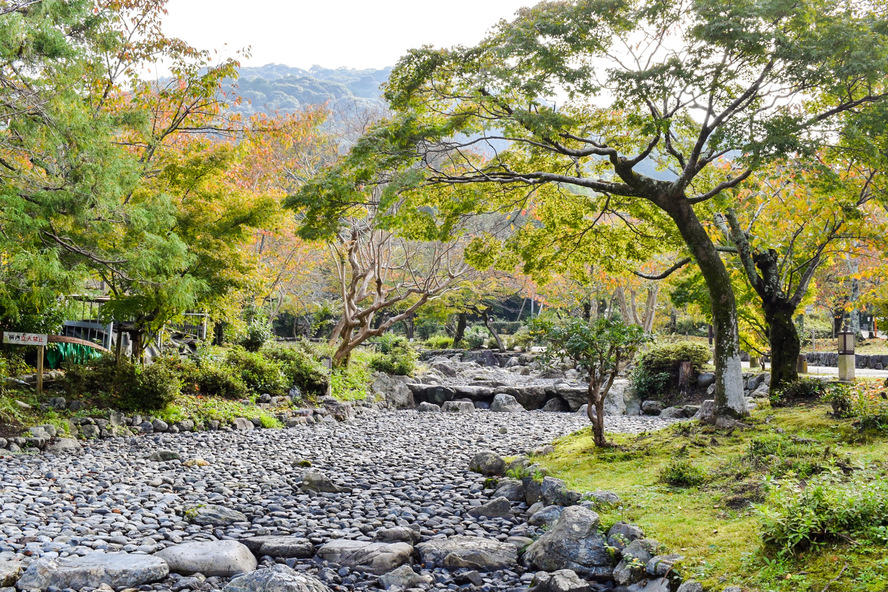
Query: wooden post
796 354 808 374
678 361 692 393
36 345 44 396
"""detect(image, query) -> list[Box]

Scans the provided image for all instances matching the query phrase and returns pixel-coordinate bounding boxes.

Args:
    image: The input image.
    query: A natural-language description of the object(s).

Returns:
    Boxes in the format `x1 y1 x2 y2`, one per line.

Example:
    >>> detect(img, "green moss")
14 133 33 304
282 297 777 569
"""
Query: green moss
536 405 888 591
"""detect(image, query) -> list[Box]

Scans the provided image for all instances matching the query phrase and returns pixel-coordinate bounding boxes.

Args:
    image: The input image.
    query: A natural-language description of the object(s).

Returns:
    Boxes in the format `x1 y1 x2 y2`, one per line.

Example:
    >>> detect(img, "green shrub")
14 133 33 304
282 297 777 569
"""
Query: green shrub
330 356 372 401
238 321 273 352
823 380 888 431
659 458 707 487
369 334 416 375
64 355 179 411
424 334 455 349
194 363 248 399
770 377 833 407
464 326 487 349
506 326 535 350
632 341 711 399
132 361 182 411
262 341 328 397
224 346 288 396
760 471 888 554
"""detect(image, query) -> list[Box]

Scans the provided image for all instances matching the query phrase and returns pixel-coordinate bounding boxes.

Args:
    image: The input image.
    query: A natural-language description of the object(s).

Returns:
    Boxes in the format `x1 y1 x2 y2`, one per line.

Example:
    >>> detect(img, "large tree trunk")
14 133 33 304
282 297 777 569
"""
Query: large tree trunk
665 199 746 418
452 311 467 348
764 301 800 394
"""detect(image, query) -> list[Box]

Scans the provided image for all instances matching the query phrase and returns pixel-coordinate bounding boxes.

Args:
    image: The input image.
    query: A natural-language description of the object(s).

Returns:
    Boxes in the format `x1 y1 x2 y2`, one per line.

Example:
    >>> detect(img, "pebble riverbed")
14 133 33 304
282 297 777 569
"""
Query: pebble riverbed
1 410 676 591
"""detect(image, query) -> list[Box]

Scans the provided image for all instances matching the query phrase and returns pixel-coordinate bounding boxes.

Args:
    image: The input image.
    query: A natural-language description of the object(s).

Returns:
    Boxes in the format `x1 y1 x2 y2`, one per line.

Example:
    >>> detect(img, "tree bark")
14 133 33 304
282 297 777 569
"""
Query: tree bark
664 199 746 418
587 381 606 447
452 311 467 348
764 302 800 394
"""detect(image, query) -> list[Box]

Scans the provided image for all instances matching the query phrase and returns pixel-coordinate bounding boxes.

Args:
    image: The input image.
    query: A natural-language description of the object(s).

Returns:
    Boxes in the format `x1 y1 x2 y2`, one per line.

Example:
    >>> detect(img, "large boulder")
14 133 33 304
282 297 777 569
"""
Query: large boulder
156 540 257 577
528 569 591 592
416 536 517 570
417 402 442 412
315 540 412 575
442 399 475 413
491 393 525 412
603 380 630 416
378 565 433 589
523 506 613 579
371 373 415 409
541 476 581 506
224 564 331 592
494 478 526 502
510 385 549 409
44 438 82 453
468 496 512 518
16 552 168 590
469 450 505 476
607 522 645 551
556 385 588 411
242 536 314 559
408 384 455 405
185 504 247 526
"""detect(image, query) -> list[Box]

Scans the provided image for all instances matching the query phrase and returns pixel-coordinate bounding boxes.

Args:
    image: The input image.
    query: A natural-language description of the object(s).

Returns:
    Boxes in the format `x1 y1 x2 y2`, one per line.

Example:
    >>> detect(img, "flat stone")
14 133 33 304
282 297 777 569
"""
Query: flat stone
468 496 512 518
300 470 348 493
315 540 412 575
243 536 315 559
416 536 517 570
15 552 168 590
156 540 257 577
186 504 247 526
442 399 475 413
224 564 331 592
44 438 82 453
376 526 421 545
417 402 441 412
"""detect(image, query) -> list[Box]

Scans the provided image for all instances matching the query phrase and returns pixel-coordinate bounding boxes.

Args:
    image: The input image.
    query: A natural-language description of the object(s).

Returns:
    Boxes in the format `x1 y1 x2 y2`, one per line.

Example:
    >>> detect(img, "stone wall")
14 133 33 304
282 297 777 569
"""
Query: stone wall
805 352 888 370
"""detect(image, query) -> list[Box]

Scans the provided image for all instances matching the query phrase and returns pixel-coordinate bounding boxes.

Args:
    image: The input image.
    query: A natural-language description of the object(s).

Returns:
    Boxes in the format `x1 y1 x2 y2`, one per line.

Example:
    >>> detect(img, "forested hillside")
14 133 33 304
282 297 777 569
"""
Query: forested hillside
224 64 390 117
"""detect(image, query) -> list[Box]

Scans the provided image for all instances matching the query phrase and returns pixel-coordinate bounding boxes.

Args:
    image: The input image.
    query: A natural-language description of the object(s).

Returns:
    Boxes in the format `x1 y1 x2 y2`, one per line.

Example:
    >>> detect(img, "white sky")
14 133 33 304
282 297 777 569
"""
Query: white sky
162 0 534 71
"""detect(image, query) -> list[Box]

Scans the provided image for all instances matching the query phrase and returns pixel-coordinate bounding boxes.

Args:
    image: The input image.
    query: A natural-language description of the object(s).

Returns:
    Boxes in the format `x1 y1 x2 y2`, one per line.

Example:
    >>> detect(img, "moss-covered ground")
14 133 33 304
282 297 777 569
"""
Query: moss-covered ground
534 404 888 592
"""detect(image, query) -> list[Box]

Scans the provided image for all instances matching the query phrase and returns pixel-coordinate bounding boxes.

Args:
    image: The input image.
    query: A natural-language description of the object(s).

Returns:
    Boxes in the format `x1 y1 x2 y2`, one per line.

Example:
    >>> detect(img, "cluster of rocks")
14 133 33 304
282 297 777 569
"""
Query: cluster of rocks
637 373 771 421
465 449 704 592
0 397 371 455
0 408 698 592
390 353 639 416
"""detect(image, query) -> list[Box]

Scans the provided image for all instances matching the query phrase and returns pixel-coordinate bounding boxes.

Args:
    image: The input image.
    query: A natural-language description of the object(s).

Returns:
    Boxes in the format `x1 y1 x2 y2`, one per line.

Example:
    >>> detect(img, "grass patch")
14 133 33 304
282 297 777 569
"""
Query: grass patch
536 404 888 592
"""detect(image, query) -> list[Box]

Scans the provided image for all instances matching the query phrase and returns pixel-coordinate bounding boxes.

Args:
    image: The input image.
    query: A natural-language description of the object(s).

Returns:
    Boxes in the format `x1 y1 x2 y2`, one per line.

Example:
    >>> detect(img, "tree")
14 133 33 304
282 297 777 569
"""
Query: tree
723 157 886 392
534 316 649 447
342 0 888 420
321 192 471 367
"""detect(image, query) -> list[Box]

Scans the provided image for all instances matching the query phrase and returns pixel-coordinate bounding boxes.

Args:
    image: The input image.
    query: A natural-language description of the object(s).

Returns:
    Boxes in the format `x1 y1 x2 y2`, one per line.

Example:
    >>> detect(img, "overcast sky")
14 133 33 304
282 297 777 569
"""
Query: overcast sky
162 0 534 71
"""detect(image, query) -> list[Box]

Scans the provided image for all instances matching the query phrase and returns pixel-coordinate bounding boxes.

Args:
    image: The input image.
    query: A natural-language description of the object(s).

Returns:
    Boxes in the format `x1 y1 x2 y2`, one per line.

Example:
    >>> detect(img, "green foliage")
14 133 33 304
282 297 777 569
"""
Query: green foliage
369 334 416 375
262 341 329 397
463 325 487 349
424 334 455 349
744 433 832 478
238 320 273 352
224 346 288 397
823 380 888 432
330 350 373 401
194 363 248 400
64 355 179 411
506 326 535 350
632 341 711 399
659 458 708 487
770 378 836 407
760 471 888 555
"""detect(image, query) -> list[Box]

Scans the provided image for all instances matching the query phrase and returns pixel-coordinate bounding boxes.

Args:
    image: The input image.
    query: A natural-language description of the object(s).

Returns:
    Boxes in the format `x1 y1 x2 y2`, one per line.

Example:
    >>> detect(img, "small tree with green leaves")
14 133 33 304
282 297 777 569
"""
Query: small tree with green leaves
534 317 650 447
